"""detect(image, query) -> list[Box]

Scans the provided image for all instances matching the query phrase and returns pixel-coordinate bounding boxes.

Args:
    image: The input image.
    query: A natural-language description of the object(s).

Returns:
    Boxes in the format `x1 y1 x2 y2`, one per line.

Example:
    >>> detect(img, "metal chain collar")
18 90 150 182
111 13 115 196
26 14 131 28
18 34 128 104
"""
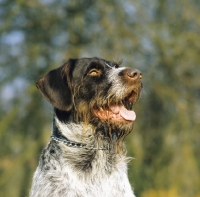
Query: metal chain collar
51 135 110 150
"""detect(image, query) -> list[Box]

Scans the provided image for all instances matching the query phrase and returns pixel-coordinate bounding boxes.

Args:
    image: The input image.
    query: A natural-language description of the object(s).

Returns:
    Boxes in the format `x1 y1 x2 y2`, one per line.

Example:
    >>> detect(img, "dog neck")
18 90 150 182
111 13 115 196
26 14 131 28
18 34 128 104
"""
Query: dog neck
53 116 111 150
50 110 130 174
51 132 110 150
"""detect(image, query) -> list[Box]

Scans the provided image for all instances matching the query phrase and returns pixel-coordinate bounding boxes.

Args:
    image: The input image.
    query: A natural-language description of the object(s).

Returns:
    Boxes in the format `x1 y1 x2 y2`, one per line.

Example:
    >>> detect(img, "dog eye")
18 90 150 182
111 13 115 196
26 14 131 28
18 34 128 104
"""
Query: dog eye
87 69 101 76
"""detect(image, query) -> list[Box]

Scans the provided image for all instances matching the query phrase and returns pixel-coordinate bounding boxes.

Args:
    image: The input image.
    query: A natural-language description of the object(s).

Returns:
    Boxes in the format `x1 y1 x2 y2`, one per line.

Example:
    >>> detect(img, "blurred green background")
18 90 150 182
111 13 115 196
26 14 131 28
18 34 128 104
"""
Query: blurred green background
0 0 199 196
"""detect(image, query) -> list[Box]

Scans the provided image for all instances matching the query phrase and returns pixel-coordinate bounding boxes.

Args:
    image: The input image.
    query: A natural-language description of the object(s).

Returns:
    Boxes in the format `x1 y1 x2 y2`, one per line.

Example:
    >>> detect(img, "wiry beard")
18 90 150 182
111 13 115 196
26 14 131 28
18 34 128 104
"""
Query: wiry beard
69 87 142 153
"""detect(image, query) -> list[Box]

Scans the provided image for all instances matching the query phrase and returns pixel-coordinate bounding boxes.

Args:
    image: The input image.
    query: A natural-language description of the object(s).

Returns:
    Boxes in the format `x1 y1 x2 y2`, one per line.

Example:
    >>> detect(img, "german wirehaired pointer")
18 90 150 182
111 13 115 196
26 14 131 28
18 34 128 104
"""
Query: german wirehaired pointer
30 57 142 197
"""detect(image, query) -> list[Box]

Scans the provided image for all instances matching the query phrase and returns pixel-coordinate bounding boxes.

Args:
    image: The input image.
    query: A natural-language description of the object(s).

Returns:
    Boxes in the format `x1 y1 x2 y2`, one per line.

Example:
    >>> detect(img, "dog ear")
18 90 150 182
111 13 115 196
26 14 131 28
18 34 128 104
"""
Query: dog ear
36 59 76 111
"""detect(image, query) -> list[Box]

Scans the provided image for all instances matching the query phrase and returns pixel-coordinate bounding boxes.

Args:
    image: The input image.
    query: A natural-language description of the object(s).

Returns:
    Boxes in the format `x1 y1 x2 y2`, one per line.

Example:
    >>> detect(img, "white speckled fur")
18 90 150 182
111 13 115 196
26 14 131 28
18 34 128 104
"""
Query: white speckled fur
30 118 135 197
107 67 129 100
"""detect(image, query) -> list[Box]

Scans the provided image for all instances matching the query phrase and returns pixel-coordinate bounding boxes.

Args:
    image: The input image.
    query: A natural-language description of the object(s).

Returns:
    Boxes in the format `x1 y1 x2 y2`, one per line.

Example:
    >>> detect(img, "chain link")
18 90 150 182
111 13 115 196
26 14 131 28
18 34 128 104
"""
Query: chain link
51 135 109 150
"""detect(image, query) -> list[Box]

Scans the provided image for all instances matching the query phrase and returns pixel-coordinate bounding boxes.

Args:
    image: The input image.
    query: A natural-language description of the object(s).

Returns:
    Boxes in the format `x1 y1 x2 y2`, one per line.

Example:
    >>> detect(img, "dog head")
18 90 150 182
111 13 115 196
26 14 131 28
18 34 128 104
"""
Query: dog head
36 57 142 140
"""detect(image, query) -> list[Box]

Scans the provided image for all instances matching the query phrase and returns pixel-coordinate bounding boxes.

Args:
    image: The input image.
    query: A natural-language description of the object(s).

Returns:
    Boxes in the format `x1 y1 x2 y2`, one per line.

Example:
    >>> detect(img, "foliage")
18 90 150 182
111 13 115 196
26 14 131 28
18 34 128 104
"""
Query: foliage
0 0 199 196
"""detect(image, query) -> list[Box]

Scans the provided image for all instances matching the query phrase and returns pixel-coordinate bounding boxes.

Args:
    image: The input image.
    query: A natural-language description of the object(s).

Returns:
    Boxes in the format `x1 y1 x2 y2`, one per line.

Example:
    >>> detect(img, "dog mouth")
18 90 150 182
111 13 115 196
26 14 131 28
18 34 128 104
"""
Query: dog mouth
93 90 138 122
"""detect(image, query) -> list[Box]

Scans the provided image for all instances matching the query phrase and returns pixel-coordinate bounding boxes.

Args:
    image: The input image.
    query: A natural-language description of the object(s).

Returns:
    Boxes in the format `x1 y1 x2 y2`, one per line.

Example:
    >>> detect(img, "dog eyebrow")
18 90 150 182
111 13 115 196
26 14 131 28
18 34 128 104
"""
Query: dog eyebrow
105 62 117 69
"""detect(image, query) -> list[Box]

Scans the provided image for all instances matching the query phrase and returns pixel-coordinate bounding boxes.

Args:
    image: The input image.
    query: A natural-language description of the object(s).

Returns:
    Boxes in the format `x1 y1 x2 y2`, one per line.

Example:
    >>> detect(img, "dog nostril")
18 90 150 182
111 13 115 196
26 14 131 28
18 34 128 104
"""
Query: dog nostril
127 69 142 80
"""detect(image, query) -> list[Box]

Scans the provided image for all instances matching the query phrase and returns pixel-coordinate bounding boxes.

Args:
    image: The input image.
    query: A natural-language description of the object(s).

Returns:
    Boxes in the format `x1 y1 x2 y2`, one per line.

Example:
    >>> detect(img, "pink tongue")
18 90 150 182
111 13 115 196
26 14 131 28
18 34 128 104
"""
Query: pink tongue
111 105 136 121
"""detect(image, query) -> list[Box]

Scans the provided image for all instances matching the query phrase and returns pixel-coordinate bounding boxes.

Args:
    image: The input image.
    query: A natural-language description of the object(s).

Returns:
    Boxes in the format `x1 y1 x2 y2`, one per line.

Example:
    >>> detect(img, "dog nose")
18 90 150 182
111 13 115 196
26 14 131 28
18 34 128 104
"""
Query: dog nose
127 69 142 81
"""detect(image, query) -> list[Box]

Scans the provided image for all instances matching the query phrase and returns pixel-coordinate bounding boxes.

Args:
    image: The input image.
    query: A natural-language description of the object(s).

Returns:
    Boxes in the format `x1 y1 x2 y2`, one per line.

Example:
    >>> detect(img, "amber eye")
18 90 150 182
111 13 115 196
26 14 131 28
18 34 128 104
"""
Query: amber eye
88 69 101 76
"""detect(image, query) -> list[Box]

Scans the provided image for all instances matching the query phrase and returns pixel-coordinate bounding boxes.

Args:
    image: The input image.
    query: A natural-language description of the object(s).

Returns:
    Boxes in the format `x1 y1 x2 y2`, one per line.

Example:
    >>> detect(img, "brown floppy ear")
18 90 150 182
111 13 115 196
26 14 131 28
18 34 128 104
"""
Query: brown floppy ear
36 59 77 111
